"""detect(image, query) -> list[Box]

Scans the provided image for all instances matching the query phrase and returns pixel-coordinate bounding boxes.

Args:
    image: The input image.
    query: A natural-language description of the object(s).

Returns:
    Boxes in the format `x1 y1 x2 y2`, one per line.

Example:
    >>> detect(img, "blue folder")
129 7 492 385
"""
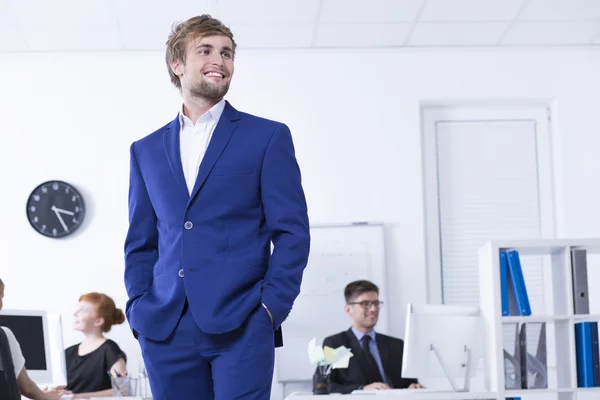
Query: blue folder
575 322 596 387
505 251 531 316
500 251 510 316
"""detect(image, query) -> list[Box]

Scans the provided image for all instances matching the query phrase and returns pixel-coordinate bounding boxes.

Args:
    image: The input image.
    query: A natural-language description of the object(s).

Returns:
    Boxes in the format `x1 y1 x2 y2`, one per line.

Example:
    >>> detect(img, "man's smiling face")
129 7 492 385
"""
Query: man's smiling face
172 34 235 100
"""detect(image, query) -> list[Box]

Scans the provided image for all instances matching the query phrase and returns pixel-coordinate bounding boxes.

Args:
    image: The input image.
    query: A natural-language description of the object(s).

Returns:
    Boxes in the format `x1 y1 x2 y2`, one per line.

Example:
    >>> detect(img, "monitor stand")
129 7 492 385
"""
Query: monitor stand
429 344 472 392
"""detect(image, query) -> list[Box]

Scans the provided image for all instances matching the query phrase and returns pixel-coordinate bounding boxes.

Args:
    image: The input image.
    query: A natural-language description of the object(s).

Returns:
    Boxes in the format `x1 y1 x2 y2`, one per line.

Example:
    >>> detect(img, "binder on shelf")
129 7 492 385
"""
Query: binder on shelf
504 323 521 390
500 251 510 316
500 250 529 316
592 322 600 386
518 323 528 389
503 348 521 390
574 322 598 387
505 251 531 316
517 323 548 390
504 322 548 390
523 323 548 389
571 248 590 314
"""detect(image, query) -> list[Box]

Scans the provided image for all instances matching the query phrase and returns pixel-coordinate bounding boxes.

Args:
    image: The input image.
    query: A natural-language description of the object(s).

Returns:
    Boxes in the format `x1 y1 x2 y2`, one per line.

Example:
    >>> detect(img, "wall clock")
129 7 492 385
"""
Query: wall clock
26 180 86 238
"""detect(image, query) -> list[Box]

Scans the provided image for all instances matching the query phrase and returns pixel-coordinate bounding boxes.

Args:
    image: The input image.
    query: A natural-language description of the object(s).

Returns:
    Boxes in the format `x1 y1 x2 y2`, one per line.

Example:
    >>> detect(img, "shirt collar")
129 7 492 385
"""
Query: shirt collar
351 327 376 343
179 98 226 129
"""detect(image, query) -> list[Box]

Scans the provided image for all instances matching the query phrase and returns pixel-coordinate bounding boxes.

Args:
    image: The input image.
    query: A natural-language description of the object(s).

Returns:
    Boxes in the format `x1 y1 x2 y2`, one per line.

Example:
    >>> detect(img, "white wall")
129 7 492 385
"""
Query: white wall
1 47 599 397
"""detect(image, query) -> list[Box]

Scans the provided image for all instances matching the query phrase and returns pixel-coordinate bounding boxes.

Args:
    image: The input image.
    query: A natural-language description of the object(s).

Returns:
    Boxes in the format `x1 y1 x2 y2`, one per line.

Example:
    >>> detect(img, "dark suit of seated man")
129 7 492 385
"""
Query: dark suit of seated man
322 280 421 394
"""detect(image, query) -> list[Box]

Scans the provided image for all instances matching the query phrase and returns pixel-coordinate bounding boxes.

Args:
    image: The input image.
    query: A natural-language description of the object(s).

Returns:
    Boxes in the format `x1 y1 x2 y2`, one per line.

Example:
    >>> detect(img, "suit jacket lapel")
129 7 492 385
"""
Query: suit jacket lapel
187 101 240 206
344 329 377 384
163 115 189 199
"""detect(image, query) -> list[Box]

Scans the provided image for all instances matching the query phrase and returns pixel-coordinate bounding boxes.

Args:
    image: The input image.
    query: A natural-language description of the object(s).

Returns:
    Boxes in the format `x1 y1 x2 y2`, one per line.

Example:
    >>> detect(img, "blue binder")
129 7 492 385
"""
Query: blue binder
575 322 596 387
505 251 531 316
500 251 510 316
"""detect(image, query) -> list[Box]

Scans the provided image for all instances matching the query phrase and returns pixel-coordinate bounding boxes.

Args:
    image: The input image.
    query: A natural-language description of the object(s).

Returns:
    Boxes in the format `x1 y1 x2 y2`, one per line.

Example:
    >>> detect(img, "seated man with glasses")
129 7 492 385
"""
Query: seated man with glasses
322 280 422 393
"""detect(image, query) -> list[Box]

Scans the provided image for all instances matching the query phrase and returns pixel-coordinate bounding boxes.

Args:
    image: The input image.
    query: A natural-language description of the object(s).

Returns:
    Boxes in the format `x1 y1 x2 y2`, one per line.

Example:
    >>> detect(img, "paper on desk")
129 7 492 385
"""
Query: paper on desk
308 337 325 364
323 345 337 363
331 347 353 369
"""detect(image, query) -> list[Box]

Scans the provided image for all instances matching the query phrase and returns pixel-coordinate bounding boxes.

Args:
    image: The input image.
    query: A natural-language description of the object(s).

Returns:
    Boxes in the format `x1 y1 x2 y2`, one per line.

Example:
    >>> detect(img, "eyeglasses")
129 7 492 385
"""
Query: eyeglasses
348 300 384 309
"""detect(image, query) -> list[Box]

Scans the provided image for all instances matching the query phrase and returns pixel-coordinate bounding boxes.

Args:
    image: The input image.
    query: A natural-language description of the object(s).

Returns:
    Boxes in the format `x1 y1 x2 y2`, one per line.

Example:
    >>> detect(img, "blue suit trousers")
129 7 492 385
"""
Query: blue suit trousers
139 301 274 400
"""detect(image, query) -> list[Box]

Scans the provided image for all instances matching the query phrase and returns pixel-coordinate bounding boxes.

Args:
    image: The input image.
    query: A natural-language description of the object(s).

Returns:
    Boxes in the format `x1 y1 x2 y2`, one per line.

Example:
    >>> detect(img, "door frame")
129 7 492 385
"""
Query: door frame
421 104 558 304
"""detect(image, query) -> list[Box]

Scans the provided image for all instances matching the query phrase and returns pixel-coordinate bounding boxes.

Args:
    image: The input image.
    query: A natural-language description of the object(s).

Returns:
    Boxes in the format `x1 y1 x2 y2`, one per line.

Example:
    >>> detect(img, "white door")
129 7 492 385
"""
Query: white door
422 106 556 309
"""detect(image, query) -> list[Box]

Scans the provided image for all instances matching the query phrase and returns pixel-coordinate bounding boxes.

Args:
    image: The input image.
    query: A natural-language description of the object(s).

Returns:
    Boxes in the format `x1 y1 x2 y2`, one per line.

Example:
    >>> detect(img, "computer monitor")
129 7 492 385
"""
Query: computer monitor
0 309 66 386
401 303 482 391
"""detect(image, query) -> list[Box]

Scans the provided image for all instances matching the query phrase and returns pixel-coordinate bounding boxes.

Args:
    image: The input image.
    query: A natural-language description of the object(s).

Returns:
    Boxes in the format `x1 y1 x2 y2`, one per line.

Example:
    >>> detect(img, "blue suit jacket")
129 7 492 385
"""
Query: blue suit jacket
124 101 310 344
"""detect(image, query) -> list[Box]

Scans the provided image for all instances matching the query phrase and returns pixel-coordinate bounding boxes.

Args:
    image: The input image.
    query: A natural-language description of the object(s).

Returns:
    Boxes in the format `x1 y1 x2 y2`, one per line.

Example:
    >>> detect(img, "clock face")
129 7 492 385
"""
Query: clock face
26 181 85 238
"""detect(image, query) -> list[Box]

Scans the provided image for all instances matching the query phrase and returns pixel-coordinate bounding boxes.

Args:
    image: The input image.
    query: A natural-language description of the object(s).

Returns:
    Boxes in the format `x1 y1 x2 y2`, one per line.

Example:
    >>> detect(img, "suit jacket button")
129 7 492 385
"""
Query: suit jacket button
184 221 193 230
178 269 184 278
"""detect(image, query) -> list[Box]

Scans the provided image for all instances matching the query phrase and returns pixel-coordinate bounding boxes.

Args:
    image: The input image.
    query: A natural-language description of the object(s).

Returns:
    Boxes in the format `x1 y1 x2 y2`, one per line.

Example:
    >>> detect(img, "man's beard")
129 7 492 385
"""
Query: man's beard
190 79 230 100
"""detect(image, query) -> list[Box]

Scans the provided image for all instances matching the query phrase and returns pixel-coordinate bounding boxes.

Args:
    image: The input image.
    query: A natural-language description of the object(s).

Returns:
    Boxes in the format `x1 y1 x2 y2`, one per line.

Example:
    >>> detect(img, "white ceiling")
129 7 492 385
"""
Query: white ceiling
0 0 599 52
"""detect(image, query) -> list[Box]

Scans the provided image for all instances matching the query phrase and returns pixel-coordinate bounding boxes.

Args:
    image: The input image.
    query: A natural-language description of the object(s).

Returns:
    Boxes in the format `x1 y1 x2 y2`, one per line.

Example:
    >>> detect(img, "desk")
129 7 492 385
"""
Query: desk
285 391 497 400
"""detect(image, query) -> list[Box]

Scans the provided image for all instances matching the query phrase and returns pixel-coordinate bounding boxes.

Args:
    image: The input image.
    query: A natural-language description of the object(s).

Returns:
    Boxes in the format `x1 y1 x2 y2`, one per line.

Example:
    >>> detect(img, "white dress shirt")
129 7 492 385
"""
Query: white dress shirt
179 99 226 195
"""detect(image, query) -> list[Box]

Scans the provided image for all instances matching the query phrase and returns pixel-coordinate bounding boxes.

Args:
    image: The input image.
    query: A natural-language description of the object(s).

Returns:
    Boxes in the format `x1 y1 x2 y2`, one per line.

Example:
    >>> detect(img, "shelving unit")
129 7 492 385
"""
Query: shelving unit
478 239 600 400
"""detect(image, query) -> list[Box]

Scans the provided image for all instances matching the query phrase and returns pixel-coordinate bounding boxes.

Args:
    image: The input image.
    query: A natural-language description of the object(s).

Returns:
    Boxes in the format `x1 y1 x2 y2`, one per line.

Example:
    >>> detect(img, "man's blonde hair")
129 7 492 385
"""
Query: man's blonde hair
165 15 237 89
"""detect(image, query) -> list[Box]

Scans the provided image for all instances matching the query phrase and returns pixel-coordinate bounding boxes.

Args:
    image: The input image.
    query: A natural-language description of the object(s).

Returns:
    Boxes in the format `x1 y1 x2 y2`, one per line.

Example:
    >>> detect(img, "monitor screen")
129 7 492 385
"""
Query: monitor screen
0 314 47 370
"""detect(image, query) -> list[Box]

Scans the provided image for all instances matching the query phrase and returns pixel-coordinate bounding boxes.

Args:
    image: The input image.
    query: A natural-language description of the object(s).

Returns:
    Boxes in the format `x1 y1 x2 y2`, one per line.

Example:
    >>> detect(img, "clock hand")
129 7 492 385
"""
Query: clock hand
53 207 75 216
51 206 69 232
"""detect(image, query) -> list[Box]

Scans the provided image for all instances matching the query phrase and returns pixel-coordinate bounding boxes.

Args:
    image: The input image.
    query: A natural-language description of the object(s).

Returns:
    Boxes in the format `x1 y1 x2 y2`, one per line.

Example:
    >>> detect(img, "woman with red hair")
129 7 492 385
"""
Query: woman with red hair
64 292 127 398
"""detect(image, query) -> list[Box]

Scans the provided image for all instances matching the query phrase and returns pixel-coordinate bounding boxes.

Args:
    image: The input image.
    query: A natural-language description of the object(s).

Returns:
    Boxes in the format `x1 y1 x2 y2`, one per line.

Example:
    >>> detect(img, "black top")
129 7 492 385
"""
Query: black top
321 329 418 394
65 339 126 394
0 328 20 400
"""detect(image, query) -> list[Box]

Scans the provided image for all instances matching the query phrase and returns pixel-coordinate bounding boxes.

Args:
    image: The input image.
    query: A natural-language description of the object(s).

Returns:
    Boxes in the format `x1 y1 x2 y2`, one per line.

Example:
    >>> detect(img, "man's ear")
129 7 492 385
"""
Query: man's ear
170 59 184 77
344 304 352 317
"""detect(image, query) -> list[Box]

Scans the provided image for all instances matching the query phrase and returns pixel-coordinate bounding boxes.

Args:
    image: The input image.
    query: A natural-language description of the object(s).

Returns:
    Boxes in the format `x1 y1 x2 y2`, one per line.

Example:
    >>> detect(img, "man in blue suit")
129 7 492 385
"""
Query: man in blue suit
124 15 310 400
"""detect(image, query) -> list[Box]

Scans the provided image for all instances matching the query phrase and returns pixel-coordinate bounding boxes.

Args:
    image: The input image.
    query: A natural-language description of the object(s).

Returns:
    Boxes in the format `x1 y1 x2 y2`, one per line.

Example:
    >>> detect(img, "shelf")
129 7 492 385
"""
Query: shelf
478 239 600 399
501 315 570 323
572 314 600 322
501 314 600 323
505 387 600 395
574 387 600 392
490 238 600 255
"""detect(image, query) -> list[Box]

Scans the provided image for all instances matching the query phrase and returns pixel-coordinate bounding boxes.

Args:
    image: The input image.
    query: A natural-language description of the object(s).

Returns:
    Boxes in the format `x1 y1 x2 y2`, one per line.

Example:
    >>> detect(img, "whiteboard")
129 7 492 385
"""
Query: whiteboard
276 223 389 382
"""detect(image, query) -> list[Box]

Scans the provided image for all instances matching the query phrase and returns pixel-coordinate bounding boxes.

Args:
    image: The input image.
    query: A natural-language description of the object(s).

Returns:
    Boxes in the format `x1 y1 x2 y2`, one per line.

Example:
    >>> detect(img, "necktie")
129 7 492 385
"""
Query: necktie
361 335 384 383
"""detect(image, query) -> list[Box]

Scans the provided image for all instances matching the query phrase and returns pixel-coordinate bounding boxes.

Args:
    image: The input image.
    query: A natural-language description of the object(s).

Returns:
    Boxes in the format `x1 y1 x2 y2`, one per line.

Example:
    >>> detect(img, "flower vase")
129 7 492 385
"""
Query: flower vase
312 369 331 395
